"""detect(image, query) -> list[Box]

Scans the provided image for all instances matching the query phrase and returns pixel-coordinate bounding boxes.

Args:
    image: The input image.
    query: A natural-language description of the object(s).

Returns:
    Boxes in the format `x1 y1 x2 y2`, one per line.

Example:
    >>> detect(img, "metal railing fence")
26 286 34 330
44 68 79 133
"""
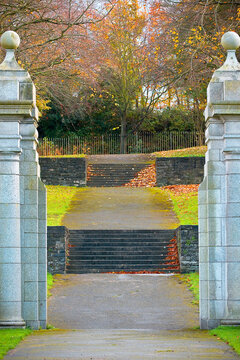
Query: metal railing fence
38 131 205 156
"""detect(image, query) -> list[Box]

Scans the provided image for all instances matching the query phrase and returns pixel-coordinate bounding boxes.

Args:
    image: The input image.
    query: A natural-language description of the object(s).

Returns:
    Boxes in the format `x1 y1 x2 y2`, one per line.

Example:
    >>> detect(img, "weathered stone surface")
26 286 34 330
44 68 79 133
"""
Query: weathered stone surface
0 30 46 329
156 157 205 186
176 225 199 273
47 226 69 274
199 31 240 329
39 157 86 186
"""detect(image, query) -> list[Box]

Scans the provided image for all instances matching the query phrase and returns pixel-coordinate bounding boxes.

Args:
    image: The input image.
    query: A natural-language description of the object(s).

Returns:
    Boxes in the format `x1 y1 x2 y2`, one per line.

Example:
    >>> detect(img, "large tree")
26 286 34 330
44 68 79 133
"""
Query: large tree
0 0 114 111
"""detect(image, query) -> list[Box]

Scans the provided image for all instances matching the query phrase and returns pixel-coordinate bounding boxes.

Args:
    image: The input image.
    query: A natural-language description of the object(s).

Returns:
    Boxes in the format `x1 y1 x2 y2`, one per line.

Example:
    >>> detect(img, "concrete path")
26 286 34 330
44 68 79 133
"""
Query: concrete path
4 274 240 359
62 188 179 229
48 274 197 330
87 154 155 164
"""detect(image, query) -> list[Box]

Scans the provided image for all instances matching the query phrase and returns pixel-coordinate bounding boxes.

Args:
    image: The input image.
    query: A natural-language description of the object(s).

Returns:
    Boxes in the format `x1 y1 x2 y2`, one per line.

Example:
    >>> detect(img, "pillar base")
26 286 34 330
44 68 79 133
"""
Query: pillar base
200 319 220 330
0 320 26 328
221 320 240 326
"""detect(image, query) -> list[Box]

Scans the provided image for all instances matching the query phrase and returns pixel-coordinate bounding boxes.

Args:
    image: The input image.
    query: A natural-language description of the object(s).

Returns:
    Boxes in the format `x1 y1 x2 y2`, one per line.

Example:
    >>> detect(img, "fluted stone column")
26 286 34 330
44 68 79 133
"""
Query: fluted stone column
199 31 240 329
0 30 47 329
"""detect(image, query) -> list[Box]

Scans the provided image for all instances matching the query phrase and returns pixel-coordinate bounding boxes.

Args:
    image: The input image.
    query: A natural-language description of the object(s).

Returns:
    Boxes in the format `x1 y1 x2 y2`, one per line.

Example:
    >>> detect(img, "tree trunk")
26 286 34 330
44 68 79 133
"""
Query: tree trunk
120 113 127 154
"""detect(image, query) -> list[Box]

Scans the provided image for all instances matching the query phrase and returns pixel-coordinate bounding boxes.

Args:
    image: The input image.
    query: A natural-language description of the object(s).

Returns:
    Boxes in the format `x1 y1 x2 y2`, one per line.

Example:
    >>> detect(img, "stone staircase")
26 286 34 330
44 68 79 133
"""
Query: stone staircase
66 229 180 274
87 163 151 187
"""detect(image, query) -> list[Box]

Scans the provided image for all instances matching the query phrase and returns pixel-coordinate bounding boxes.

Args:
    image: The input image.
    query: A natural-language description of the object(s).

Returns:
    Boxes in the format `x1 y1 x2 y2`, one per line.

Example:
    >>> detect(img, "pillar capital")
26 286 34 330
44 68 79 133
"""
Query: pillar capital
0 31 38 120
205 32 240 121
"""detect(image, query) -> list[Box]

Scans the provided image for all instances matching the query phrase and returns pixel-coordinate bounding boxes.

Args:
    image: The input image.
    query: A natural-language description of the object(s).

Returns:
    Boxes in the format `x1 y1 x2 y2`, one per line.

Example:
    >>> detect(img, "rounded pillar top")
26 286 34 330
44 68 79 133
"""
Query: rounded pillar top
1 30 20 50
221 31 240 51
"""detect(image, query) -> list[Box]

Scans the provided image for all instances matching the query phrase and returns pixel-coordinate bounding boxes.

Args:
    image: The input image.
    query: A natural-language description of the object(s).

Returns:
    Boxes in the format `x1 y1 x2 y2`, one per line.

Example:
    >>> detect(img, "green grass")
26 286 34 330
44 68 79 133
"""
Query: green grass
0 329 32 359
154 146 207 158
47 272 54 298
47 185 79 226
210 326 240 355
0 272 55 358
169 191 198 225
178 272 199 305
179 273 240 355
40 154 85 158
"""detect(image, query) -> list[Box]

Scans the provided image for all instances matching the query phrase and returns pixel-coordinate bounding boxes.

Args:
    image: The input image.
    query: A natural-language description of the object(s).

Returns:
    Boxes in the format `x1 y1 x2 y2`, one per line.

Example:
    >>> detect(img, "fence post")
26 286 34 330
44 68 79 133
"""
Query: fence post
199 31 240 329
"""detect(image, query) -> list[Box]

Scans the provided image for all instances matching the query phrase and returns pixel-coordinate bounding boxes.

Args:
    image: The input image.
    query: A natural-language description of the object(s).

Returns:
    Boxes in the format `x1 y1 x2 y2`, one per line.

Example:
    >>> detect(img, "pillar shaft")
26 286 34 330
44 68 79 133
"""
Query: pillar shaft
0 118 25 327
0 30 47 329
199 31 240 329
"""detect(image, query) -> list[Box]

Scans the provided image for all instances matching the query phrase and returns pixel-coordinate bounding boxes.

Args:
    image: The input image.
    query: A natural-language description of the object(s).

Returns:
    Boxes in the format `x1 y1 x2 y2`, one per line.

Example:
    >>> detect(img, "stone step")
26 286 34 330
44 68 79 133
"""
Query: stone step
66 268 177 274
66 263 179 272
67 246 175 252
68 237 175 242
67 229 179 274
68 257 176 263
87 163 152 187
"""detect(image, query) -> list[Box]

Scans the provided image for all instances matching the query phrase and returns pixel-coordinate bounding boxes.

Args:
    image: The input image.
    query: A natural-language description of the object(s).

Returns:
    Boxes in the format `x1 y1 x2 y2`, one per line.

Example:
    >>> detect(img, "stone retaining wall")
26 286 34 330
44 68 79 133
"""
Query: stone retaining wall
156 157 205 186
176 225 198 273
47 226 69 274
39 157 86 186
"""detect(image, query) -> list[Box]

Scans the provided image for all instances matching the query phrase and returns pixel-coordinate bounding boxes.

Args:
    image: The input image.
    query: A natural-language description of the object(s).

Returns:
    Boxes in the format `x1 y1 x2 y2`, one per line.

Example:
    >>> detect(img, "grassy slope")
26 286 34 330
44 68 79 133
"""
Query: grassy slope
178 273 199 305
47 272 54 297
47 185 79 226
0 273 54 359
153 187 199 225
0 329 32 359
180 273 240 356
40 154 85 158
154 146 207 157
210 327 240 355
168 191 198 225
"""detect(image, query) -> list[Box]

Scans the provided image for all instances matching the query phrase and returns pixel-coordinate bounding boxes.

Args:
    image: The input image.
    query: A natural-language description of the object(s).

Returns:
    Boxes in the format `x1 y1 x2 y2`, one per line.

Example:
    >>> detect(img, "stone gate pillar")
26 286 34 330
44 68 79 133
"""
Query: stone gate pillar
199 31 240 329
0 31 47 329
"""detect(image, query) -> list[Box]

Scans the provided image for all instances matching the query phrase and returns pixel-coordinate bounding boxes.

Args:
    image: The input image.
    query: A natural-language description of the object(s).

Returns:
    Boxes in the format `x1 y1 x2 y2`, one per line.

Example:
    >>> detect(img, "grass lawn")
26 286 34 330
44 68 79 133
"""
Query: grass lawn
154 146 207 158
178 272 199 305
180 273 240 356
47 185 79 226
210 326 240 355
47 272 54 298
0 329 32 359
153 185 199 225
40 154 85 158
168 190 198 225
0 272 54 359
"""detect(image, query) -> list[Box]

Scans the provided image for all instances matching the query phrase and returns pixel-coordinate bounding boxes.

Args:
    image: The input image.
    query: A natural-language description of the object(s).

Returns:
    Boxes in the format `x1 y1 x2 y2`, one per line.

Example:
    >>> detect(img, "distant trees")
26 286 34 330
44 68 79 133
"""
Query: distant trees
0 0 114 111
2 0 240 150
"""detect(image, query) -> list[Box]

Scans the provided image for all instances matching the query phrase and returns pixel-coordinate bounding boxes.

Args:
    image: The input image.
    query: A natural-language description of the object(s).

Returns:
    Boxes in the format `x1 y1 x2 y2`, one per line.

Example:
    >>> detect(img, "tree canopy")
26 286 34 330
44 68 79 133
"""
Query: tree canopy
1 0 240 151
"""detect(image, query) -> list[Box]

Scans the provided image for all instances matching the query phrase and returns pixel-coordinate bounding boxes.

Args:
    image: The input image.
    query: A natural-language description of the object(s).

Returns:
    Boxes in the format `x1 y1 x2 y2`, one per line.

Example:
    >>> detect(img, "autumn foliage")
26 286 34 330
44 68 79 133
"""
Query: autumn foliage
1 0 240 139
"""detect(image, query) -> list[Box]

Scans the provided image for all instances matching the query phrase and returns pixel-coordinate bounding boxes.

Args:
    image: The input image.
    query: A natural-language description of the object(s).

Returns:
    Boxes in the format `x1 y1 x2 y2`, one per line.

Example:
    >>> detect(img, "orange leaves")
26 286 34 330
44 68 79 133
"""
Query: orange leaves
124 164 156 187
161 184 199 196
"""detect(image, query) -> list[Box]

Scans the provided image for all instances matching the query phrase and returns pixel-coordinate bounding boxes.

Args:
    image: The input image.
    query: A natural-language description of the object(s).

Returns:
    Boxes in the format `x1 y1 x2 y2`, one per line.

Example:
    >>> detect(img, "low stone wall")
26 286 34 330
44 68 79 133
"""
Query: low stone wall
176 225 198 273
47 226 69 274
156 157 205 186
39 157 86 186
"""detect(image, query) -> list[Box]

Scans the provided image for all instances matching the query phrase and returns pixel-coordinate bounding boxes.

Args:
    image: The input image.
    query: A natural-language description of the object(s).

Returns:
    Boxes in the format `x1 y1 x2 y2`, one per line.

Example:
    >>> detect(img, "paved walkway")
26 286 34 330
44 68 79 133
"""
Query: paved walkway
62 188 179 229
4 274 239 359
87 154 155 164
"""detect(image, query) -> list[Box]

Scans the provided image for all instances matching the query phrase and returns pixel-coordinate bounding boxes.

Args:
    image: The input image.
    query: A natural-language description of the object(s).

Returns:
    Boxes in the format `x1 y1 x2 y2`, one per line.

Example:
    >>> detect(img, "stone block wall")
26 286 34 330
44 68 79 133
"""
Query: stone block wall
47 226 69 274
176 225 199 273
156 157 205 186
39 157 86 186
